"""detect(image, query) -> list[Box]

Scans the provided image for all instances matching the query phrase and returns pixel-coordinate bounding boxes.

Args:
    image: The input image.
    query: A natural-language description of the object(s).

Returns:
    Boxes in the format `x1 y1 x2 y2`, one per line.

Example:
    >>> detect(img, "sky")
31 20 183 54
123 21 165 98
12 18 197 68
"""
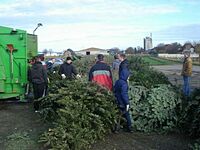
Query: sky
1 0 200 51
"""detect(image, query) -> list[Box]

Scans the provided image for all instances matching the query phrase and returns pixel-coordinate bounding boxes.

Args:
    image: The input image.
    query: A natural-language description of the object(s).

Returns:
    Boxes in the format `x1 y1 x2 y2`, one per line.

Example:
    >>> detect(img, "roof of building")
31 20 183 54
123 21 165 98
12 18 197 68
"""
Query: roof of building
77 47 107 52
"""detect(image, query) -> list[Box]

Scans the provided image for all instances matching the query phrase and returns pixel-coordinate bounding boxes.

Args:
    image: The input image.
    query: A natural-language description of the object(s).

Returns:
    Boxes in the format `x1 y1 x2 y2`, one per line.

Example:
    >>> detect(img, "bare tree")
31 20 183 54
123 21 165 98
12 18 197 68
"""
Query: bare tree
125 47 135 54
108 47 120 55
194 42 200 63
42 49 48 55
183 41 193 50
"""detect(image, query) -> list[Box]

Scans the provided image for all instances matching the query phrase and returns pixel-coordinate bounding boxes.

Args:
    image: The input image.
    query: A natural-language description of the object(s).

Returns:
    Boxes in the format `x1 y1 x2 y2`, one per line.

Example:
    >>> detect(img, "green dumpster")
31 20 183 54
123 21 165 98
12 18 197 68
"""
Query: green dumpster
0 26 38 101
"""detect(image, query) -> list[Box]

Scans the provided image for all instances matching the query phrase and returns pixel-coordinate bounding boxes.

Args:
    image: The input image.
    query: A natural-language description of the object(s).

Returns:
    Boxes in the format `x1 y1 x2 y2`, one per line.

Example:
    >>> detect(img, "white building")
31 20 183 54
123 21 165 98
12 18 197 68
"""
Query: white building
76 47 109 56
158 53 199 58
144 37 153 50
45 52 60 56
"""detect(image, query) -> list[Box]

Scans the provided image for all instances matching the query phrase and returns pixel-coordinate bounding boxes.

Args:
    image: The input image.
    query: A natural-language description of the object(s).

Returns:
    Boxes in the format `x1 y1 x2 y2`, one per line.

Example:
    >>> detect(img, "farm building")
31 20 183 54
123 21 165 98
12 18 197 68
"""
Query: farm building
76 47 109 56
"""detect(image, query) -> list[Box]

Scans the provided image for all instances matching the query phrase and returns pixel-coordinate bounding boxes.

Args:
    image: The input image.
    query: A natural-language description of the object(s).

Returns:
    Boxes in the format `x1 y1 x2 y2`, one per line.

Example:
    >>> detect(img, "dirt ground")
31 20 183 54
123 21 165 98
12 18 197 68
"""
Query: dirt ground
152 64 200 90
0 102 193 150
0 102 47 150
92 132 192 150
0 64 198 150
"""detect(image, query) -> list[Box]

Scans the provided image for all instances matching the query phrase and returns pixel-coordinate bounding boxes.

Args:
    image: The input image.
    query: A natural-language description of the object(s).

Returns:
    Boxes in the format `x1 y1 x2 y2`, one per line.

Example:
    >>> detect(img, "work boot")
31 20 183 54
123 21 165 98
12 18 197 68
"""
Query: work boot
127 126 133 133
113 124 121 133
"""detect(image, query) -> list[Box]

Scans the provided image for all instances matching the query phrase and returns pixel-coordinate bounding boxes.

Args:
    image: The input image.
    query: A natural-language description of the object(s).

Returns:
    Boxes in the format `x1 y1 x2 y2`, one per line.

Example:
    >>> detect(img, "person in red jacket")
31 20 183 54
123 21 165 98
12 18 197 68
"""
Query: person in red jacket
89 54 113 90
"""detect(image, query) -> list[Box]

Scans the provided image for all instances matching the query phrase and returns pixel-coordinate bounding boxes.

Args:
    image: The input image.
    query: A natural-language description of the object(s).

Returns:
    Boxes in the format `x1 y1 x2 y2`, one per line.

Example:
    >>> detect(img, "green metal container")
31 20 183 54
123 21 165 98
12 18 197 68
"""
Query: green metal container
0 26 38 101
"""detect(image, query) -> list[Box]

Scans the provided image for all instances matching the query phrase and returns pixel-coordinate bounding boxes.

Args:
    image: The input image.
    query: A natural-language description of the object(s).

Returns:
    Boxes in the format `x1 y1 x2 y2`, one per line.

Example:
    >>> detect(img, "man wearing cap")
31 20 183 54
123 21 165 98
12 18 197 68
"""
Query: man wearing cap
59 57 78 79
89 54 113 90
181 50 192 97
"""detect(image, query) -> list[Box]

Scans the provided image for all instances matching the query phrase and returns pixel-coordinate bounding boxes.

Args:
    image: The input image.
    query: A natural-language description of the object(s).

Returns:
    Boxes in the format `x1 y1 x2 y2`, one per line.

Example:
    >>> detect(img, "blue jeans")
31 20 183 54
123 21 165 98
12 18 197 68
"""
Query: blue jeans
183 76 191 96
120 107 132 128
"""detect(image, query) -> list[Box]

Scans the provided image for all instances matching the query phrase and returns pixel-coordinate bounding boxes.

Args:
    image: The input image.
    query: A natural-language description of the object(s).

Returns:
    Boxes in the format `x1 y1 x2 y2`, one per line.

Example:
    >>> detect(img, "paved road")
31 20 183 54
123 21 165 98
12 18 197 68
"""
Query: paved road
152 64 200 90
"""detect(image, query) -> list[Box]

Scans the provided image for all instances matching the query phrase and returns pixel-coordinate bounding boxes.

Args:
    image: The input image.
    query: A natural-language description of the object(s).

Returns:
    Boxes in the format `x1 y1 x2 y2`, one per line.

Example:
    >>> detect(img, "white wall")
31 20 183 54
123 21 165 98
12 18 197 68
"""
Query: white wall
76 51 109 55
158 53 199 58
45 52 59 56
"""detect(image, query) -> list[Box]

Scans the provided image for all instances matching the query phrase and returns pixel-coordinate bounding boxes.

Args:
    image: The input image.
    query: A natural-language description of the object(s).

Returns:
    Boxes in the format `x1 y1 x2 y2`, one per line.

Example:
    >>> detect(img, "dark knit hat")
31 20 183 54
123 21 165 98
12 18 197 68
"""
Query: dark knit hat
66 57 72 61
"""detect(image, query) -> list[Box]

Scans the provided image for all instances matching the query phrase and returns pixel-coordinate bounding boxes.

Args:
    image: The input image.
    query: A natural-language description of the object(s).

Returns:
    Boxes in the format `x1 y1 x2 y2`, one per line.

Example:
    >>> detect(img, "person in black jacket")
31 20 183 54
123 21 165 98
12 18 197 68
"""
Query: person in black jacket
29 56 48 111
59 57 78 79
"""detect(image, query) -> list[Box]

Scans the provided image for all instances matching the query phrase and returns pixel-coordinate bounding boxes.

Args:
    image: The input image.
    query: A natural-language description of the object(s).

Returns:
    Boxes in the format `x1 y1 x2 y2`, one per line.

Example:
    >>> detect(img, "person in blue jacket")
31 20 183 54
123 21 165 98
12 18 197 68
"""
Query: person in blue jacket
114 54 132 132
118 53 129 78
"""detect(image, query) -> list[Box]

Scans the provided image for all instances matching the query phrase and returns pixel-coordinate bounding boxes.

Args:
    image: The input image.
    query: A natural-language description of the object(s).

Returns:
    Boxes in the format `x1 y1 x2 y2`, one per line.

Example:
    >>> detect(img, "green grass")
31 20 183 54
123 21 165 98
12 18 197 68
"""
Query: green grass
4 131 38 150
141 56 178 66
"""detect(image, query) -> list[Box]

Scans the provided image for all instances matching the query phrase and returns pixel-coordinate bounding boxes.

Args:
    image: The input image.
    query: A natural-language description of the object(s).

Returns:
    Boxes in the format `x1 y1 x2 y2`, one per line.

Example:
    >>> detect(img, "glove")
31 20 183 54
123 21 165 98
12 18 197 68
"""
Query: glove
126 104 130 112
61 74 66 79
127 77 130 85
76 74 81 78
47 78 50 83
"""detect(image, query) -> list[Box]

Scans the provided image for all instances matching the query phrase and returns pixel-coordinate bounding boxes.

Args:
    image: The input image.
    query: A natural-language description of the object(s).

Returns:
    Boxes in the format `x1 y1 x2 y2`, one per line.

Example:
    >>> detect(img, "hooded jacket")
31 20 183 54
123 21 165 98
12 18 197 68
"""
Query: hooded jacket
29 61 48 84
114 66 130 107
119 59 129 77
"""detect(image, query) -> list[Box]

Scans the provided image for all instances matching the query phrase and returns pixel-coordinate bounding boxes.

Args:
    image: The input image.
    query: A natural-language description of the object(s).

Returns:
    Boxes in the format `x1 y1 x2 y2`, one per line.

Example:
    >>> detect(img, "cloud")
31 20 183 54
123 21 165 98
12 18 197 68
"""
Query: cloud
0 2 34 17
153 24 200 45
182 0 200 5
32 22 149 50
43 2 179 17
1 0 198 51
0 0 179 19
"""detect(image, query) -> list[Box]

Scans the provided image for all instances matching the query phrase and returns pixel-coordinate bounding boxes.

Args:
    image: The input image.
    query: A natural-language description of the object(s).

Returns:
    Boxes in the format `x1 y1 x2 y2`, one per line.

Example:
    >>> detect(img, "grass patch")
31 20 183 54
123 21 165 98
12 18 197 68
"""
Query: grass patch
4 131 39 150
141 56 178 65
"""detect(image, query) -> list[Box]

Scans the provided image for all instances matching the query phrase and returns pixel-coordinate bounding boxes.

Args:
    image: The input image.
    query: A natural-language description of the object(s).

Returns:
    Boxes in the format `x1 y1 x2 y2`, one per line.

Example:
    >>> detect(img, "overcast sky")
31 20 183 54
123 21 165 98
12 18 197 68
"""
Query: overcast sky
1 0 200 51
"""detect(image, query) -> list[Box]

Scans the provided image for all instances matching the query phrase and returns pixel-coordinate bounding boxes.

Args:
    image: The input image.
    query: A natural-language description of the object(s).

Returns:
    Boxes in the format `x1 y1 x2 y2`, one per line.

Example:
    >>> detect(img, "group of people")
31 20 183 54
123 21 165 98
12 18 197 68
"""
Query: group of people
28 56 79 111
28 51 192 132
88 53 133 132
28 53 133 132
